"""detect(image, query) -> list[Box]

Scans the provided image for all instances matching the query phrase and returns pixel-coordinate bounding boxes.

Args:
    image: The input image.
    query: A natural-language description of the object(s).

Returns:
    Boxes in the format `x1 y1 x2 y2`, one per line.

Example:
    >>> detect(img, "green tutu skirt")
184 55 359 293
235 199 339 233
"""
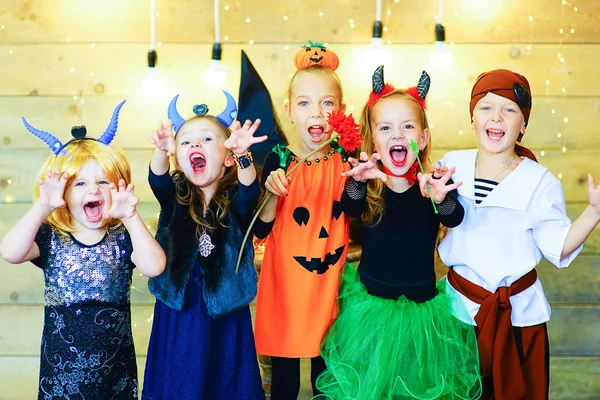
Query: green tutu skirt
315 265 482 400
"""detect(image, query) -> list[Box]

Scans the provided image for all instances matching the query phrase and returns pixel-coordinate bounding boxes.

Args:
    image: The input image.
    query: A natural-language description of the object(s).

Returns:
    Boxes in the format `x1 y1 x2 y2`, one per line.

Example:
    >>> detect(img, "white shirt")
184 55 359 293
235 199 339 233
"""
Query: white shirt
438 149 582 327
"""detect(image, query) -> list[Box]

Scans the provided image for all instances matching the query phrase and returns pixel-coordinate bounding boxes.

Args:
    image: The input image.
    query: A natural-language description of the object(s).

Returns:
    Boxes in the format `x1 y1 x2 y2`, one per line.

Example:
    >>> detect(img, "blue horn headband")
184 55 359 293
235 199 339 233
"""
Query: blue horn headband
22 100 126 155
168 90 237 133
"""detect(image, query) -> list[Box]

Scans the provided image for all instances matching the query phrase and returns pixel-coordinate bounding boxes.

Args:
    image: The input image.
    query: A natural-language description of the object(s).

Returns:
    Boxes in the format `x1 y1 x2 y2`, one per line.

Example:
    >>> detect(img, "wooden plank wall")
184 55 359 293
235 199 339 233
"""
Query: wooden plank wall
0 0 599 398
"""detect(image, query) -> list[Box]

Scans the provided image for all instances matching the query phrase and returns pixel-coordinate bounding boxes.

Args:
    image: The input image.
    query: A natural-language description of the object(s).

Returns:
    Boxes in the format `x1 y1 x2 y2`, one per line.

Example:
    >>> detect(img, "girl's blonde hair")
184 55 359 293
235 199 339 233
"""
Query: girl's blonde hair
286 65 344 105
172 115 238 235
34 140 132 234
359 90 432 226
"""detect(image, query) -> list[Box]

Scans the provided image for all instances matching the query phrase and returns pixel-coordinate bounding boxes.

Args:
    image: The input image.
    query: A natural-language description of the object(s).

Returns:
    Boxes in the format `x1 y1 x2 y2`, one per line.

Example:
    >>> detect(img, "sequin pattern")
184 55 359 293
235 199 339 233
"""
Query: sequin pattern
38 304 138 399
33 224 138 399
39 225 134 306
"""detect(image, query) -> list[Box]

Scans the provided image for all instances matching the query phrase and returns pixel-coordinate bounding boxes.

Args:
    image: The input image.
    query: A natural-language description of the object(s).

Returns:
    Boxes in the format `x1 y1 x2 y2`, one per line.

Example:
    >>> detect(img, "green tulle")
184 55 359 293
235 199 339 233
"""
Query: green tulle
315 265 482 400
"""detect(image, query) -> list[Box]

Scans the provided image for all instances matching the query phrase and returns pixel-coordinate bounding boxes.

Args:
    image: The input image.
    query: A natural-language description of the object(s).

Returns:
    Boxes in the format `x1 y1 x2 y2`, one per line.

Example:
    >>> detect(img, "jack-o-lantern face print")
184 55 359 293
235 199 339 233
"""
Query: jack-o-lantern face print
294 41 340 71
291 200 345 274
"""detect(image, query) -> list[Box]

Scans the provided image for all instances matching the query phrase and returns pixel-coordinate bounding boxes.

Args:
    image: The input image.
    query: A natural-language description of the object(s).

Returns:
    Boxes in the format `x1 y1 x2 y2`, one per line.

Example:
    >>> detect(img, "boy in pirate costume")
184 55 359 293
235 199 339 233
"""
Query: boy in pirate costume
429 69 600 399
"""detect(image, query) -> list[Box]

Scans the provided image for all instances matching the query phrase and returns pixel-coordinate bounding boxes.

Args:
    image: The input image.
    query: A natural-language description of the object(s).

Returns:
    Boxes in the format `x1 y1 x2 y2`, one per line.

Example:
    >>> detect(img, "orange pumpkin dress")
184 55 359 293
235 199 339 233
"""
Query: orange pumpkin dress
254 147 350 358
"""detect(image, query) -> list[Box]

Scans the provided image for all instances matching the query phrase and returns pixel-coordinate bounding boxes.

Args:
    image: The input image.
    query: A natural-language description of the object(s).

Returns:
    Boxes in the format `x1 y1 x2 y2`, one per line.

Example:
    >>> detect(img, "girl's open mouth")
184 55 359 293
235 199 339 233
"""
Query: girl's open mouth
189 152 207 174
389 145 408 167
83 200 104 222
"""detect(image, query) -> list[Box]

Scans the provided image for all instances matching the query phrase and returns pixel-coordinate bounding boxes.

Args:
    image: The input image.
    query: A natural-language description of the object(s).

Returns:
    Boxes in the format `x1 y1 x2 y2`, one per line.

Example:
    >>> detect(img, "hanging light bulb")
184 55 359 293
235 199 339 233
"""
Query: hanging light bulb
430 0 453 69
143 0 165 92
364 0 388 71
204 0 227 87
371 0 383 49
204 43 227 87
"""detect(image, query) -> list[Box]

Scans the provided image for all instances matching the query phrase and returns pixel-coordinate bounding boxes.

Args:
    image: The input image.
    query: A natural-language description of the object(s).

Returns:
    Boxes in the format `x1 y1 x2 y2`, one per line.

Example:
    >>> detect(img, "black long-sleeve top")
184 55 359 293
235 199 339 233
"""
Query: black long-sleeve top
348 178 464 302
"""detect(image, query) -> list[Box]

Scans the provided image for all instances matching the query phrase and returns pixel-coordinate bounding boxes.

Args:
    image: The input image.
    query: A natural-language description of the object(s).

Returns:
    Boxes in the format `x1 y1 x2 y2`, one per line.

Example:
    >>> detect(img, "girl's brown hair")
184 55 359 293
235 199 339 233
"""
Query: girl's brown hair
172 115 238 235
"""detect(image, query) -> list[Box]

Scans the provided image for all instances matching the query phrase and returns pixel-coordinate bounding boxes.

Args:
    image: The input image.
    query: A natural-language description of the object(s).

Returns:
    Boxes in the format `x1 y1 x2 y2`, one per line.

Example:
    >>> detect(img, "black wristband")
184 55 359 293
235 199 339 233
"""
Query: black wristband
231 151 254 169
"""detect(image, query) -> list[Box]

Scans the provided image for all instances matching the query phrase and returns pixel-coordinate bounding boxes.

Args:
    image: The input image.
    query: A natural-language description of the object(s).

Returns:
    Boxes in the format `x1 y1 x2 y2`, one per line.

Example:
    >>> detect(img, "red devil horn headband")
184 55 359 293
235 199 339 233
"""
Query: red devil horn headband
367 66 430 110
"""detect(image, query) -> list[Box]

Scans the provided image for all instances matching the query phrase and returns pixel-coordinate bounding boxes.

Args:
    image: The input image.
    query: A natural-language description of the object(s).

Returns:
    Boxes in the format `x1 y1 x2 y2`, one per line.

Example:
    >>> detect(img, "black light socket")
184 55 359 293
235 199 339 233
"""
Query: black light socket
147 49 158 68
435 23 446 42
211 43 223 61
372 20 383 39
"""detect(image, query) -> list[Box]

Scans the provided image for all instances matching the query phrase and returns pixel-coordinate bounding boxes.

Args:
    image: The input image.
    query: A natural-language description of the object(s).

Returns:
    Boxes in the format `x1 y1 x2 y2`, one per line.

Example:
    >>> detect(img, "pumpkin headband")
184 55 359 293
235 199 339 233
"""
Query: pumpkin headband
22 100 126 155
294 40 340 71
168 90 238 133
367 65 430 110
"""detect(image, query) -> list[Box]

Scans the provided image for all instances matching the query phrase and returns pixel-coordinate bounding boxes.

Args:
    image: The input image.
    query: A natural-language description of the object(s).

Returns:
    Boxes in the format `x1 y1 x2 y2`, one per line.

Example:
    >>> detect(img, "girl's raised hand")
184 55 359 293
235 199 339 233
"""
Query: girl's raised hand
37 168 68 211
224 119 268 156
150 120 176 156
104 179 139 220
342 152 388 183
417 166 462 203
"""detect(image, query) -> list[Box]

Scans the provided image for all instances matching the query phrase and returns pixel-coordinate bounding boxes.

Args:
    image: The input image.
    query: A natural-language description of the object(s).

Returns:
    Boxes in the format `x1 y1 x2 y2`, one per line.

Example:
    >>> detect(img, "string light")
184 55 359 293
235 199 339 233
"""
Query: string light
540 151 545 156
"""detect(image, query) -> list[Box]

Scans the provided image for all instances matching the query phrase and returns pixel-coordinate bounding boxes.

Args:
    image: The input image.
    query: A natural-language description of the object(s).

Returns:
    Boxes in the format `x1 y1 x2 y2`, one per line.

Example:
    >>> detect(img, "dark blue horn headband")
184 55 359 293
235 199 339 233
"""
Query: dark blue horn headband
22 100 126 155
168 90 237 133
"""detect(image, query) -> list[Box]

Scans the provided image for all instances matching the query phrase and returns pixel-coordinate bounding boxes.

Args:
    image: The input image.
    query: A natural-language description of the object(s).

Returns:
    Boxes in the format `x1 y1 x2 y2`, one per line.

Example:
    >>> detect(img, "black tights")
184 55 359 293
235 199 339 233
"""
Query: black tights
270 356 326 400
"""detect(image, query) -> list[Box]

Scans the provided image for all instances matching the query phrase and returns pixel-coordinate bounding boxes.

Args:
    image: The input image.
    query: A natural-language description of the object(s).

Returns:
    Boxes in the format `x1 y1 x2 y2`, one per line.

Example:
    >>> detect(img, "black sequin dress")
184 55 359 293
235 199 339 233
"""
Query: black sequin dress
33 224 138 399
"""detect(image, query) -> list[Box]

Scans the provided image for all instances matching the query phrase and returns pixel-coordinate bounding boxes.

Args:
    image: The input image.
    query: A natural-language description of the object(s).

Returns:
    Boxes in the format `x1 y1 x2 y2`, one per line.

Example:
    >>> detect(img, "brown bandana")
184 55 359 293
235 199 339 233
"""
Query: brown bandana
469 69 537 161
469 69 531 126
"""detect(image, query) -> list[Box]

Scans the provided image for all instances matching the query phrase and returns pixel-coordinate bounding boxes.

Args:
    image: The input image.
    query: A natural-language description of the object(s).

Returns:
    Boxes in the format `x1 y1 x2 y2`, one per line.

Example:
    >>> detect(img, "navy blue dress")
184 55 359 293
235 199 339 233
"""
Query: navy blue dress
142 170 264 400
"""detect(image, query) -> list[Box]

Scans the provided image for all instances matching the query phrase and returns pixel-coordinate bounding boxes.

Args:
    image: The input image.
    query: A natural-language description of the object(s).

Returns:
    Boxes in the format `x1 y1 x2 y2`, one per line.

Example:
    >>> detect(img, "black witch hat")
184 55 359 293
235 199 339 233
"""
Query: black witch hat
237 50 287 171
